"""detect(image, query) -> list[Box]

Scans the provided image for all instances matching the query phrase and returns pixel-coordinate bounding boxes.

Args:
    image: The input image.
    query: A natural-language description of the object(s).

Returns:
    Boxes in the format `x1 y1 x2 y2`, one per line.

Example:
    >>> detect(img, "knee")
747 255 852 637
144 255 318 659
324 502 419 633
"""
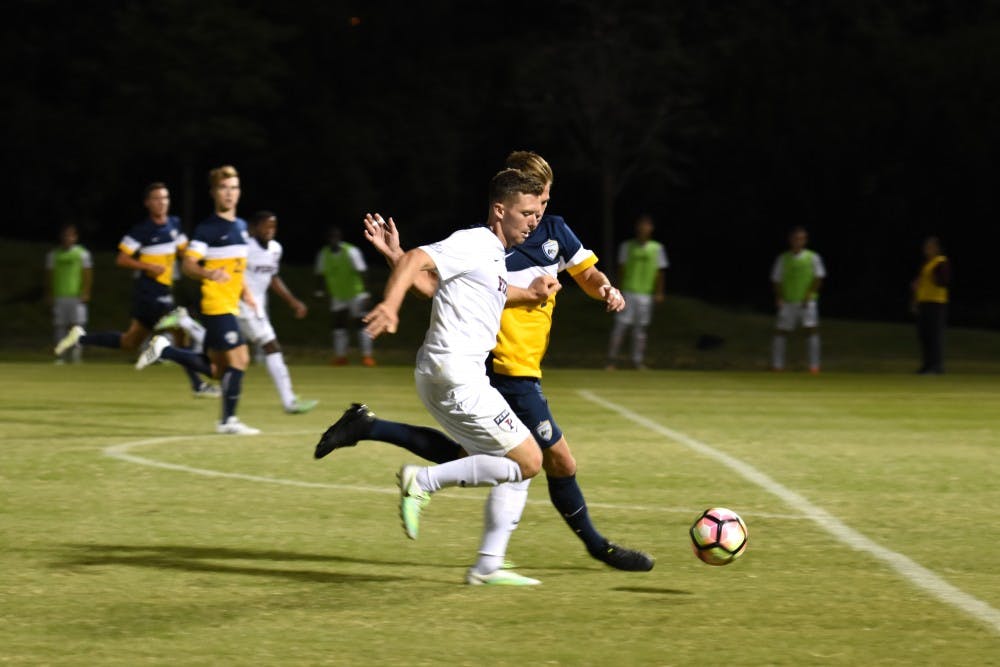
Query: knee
543 448 577 478
517 448 543 480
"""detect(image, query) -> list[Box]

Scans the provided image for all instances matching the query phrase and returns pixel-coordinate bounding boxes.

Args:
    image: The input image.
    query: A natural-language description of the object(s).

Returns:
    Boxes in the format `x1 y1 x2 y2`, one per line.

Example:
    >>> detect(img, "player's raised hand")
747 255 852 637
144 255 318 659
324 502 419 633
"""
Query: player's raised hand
363 213 403 261
363 301 399 339
599 284 626 312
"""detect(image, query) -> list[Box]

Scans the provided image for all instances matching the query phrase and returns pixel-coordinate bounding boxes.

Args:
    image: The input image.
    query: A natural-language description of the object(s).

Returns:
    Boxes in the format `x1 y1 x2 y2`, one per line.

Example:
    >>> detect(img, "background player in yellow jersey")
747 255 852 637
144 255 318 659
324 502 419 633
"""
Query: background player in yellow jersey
137 166 260 435
54 182 216 396
911 236 950 374
317 152 654 573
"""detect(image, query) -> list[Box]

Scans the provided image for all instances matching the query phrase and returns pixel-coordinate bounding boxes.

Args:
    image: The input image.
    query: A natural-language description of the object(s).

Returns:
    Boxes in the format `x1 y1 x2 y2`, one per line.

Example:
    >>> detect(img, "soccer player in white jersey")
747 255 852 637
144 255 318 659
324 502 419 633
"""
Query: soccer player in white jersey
238 211 318 414
361 169 560 585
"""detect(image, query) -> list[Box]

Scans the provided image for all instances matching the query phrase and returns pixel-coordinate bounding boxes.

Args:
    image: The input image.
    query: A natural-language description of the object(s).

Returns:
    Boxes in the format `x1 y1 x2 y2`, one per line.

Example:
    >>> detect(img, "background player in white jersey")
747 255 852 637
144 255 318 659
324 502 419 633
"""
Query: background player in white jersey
239 211 318 414
342 169 559 585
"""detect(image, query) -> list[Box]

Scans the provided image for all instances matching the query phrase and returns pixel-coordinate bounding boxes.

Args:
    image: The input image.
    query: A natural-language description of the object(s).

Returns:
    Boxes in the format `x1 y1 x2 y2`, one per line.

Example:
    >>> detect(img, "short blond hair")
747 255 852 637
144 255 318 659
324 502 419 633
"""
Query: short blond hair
208 164 239 188
505 151 553 185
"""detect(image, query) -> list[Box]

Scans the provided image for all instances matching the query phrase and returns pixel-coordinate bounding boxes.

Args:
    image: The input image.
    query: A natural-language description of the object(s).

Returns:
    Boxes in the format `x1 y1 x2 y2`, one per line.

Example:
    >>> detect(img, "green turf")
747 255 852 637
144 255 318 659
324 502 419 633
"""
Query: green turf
2 362 998 665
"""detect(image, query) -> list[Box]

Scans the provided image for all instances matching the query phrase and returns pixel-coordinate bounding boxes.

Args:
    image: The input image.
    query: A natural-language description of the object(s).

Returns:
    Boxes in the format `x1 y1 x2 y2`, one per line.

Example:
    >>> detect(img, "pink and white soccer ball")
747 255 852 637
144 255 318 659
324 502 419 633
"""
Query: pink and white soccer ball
689 507 749 566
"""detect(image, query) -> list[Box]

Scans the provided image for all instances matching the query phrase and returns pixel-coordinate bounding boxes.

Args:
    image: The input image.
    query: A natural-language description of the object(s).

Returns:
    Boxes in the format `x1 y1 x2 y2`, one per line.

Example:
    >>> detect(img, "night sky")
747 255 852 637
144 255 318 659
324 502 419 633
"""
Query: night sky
2 0 997 326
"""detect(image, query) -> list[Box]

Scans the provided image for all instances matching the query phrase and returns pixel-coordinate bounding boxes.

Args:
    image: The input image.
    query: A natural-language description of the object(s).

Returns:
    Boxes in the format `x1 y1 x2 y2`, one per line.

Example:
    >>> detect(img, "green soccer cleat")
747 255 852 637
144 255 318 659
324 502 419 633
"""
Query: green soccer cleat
285 398 319 415
54 325 85 356
153 307 187 332
397 464 430 540
465 568 541 586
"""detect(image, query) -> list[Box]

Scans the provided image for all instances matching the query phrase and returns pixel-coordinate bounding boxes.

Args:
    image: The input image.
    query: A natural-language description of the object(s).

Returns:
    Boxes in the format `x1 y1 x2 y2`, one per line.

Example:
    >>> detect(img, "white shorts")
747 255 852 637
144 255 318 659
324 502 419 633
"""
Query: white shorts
53 297 87 328
237 305 277 346
776 301 820 331
414 369 528 456
615 292 653 327
330 293 370 318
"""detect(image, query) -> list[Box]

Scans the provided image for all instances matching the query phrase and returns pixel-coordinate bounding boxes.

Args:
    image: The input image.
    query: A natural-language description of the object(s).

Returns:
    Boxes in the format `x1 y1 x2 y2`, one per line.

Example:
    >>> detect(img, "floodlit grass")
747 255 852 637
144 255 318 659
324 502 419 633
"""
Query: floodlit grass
2 362 998 665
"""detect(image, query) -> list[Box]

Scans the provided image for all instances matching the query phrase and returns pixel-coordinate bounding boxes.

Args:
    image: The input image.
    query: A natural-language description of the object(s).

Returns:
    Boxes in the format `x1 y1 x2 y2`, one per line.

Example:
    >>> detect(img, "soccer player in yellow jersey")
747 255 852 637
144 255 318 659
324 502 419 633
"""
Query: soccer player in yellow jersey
54 182 216 396
318 152 654 573
137 165 260 434
911 236 950 374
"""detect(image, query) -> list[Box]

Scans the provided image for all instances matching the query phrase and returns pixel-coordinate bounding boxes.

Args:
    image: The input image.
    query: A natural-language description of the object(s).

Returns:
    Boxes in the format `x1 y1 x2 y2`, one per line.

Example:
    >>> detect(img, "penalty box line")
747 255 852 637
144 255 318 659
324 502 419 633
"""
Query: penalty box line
577 389 1000 636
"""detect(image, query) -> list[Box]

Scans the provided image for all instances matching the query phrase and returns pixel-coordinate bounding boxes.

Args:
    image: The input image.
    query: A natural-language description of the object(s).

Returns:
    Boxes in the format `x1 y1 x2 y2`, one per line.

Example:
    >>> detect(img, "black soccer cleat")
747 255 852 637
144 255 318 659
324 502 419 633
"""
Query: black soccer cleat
592 541 655 572
314 403 376 459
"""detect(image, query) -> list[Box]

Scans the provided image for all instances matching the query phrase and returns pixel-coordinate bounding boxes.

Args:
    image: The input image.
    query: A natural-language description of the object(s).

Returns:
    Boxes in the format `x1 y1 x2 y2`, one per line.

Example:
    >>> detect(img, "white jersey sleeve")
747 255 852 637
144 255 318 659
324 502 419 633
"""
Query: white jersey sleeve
812 253 827 279
347 245 367 272
617 241 629 266
421 230 483 281
770 255 783 283
657 244 669 269
44 250 54 270
80 248 93 269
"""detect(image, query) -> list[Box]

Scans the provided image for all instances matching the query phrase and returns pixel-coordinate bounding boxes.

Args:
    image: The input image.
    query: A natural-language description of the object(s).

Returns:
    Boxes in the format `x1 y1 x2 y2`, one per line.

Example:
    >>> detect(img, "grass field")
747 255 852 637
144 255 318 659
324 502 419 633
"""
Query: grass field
2 362 999 665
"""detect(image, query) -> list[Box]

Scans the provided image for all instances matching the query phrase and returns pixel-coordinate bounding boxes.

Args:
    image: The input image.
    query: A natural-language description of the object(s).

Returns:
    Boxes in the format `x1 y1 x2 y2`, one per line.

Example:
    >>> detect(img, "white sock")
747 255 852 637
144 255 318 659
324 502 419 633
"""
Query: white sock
772 334 787 369
358 328 373 356
808 333 821 369
416 455 522 493
632 326 648 366
178 311 206 353
608 321 627 361
265 351 296 408
333 329 349 357
473 479 531 575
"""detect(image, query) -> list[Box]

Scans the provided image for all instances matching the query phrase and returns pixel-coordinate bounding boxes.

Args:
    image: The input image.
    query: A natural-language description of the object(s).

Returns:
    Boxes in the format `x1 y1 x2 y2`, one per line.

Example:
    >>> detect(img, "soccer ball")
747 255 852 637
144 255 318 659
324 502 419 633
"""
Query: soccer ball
689 507 748 566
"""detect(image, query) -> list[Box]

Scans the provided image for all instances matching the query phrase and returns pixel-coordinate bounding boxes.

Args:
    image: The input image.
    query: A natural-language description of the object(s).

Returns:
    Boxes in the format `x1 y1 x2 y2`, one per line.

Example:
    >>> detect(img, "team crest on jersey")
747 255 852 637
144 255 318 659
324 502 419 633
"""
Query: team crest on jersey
493 409 517 433
224 331 239 345
535 420 553 442
542 239 559 261
170 229 178 239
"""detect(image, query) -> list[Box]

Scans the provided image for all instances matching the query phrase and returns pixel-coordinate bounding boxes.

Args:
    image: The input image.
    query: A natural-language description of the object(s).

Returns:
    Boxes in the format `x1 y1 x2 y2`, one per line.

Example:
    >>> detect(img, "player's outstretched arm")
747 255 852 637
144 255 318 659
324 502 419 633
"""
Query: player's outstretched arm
363 247 436 338
362 213 439 299
572 265 625 312
270 275 307 318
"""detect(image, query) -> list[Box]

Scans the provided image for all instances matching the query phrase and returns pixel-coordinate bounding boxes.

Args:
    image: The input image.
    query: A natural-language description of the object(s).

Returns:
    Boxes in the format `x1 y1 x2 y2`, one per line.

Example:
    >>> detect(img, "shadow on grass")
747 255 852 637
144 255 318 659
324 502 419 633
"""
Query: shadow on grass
611 586 693 596
51 543 451 584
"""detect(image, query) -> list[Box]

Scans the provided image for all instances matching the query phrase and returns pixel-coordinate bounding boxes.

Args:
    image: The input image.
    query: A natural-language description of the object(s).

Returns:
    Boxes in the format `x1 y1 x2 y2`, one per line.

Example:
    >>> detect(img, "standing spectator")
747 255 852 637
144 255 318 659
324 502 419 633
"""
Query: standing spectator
314 227 375 367
912 236 950 375
606 215 668 370
46 224 93 364
771 226 826 374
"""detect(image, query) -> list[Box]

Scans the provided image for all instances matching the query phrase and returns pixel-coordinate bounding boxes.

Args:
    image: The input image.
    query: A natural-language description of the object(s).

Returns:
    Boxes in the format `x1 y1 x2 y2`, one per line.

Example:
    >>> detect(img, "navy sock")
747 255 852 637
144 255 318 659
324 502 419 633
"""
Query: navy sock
79 332 122 349
161 345 212 376
368 419 463 464
547 474 607 553
183 367 205 391
220 367 244 422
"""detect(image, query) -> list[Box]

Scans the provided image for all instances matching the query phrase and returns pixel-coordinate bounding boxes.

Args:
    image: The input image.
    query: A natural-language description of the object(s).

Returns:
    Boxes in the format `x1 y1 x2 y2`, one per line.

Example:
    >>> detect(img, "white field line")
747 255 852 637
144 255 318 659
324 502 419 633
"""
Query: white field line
577 389 1000 636
101 433 802 520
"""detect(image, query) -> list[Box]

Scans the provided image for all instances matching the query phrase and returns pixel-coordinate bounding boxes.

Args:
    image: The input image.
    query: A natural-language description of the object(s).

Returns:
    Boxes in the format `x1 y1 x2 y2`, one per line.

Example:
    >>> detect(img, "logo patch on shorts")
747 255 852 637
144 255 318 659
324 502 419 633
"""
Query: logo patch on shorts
493 409 517 433
224 331 239 345
542 239 559 261
535 420 553 442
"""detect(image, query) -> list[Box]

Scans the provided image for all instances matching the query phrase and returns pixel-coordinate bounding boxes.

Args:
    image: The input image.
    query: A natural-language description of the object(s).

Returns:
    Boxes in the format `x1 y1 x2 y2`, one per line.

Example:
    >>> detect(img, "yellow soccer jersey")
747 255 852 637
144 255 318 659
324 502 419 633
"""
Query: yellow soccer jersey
493 215 598 378
185 214 249 316
118 216 188 287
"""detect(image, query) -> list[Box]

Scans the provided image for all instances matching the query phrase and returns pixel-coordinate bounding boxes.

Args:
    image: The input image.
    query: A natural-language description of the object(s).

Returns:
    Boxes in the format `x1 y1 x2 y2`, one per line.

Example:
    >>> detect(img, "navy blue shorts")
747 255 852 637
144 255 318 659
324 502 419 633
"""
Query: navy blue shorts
130 286 174 330
490 374 563 449
202 313 244 351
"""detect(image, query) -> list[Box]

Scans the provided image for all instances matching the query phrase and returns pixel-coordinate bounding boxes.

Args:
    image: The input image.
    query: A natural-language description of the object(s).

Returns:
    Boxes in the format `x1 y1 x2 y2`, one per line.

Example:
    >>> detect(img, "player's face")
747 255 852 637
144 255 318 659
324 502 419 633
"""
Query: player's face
144 188 170 221
211 177 241 213
789 230 807 252
636 218 654 241
60 227 78 248
255 217 277 242
499 192 541 247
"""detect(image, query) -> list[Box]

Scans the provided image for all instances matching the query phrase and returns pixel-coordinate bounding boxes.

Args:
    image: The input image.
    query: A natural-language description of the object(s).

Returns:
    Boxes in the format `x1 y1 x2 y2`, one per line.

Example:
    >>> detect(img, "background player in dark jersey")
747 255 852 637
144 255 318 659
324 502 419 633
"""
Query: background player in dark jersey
136 166 260 435
317 152 653 572
54 183 217 396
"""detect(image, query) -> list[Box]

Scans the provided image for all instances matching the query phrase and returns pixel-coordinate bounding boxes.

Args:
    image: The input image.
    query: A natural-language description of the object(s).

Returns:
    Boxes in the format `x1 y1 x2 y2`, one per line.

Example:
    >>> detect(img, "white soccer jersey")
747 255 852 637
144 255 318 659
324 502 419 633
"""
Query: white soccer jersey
243 237 282 311
416 226 508 382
